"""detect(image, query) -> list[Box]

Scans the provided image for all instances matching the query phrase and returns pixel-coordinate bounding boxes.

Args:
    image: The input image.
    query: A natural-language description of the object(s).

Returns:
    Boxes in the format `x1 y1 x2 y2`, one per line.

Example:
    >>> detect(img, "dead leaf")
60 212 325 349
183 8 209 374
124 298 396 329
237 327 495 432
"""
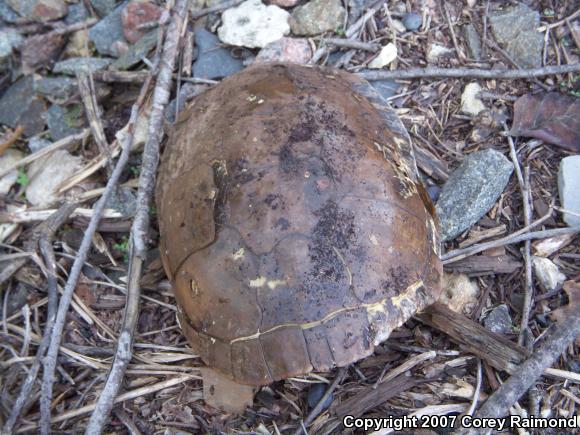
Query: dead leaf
510 93 580 152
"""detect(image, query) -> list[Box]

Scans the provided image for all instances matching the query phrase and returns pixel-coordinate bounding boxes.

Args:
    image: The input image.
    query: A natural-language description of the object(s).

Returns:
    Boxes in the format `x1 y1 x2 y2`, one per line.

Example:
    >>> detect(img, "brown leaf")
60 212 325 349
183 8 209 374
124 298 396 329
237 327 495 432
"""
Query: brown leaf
510 93 580 152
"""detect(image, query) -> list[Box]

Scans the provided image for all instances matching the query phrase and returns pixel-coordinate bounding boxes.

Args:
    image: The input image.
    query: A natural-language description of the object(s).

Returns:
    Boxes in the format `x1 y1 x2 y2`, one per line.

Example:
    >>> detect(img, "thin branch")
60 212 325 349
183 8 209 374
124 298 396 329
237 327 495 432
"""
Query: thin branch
293 367 348 435
1 202 77 434
84 1 189 433
470 304 580 426
0 130 89 179
357 63 580 80
190 0 244 19
323 37 380 52
505 129 533 346
38 44 163 435
76 70 113 175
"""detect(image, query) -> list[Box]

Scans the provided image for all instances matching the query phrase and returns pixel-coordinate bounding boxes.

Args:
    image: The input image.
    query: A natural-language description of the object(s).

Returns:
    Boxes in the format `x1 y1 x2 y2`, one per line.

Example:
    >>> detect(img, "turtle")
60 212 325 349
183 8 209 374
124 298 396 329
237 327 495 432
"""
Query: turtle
156 62 442 386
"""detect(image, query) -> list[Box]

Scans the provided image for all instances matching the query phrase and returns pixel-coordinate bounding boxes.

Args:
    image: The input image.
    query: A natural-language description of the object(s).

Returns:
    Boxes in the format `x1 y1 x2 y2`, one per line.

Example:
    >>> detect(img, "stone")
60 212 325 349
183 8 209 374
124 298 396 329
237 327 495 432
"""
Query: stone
0 77 46 137
27 136 52 153
53 57 112 75
89 0 116 17
269 0 298 7
33 76 77 104
0 149 24 195
489 3 543 68
88 2 128 57
63 29 91 58
484 304 513 335
460 82 486 116
106 186 137 218
0 0 20 23
0 29 23 61
427 185 440 202
5 0 67 22
368 43 397 69
558 156 580 227
390 19 407 34
426 43 453 63
25 149 83 206
165 83 208 124
113 29 158 70
307 383 333 410
290 0 346 36
64 2 88 24
368 78 400 100
121 1 162 44
346 0 373 26
255 37 312 64
0 28 22 71
402 12 422 31
463 24 481 60
532 256 566 292
436 149 514 241
20 32 65 73
218 0 290 48
43 105 84 141
438 273 479 315
192 28 243 79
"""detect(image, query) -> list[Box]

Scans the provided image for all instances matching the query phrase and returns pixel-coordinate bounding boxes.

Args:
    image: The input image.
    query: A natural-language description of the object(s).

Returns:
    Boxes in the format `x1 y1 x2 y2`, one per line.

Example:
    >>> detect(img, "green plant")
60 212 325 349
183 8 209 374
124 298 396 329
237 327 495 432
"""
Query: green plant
16 168 29 187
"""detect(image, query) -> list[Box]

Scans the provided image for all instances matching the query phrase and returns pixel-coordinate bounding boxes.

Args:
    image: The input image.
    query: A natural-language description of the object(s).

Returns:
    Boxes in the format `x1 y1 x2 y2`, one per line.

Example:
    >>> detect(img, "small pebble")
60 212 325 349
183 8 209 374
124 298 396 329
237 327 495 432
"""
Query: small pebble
427 185 440 202
484 304 513 335
307 383 333 410
402 12 422 31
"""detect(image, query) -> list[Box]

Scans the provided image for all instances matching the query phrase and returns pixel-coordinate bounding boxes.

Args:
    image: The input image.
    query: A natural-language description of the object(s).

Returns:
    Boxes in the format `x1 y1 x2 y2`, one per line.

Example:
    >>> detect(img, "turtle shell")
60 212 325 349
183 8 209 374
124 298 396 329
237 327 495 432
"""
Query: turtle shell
156 63 442 385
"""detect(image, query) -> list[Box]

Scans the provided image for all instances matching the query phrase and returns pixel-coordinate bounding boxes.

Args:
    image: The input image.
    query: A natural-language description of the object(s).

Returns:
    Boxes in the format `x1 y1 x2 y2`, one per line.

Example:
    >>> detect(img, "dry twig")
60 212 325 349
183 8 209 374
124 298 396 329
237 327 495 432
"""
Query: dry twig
465 305 580 432
358 64 580 80
85 1 190 432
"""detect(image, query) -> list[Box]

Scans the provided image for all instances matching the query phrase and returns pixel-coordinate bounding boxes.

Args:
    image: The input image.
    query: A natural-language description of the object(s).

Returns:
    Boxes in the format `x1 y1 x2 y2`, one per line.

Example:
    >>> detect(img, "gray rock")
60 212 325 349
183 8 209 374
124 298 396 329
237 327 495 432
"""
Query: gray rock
25 149 83 206
43 105 83 141
558 155 580 227
0 77 47 137
489 3 543 68
33 76 77 104
90 0 116 17
402 12 421 31
6 0 67 22
484 305 513 334
192 28 243 79
290 0 346 36
307 383 333 410
165 83 208 124
106 186 137 218
64 2 88 24
0 0 20 23
0 149 24 195
28 136 52 153
53 56 112 75
368 78 400 100
436 149 513 241
463 24 481 60
88 2 128 57
113 29 157 70
217 0 290 48
0 28 23 71
346 0 373 26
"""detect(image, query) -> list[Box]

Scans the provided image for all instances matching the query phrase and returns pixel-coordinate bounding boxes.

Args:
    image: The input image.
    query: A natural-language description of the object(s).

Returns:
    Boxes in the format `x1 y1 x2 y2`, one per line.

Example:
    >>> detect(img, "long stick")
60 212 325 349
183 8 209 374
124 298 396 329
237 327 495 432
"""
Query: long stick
469 305 580 428
84 1 190 433
38 45 160 435
357 64 580 80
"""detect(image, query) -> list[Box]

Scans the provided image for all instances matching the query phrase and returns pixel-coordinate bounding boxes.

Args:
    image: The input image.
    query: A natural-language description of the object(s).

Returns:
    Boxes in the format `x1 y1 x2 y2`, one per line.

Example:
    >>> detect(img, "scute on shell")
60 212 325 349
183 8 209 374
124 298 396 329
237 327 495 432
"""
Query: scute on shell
157 63 442 385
